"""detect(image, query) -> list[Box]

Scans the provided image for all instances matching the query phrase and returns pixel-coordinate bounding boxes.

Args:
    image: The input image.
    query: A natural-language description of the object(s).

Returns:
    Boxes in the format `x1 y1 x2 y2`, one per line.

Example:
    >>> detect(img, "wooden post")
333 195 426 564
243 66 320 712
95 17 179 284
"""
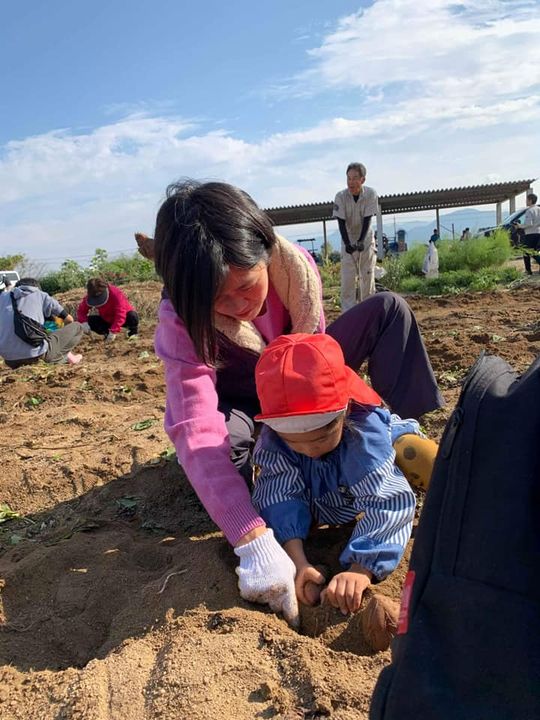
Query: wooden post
376 207 384 260
322 220 328 260
436 208 440 236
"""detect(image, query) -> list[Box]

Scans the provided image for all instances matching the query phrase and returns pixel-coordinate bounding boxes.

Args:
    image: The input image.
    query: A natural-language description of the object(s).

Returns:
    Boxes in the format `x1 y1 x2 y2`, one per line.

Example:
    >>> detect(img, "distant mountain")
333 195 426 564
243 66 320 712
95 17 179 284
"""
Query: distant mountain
393 208 498 245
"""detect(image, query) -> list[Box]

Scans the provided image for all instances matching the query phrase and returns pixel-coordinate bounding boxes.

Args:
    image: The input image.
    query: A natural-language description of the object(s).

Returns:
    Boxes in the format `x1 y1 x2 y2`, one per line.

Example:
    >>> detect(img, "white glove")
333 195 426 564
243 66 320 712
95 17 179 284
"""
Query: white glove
105 332 116 342
234 529 299 628
80 322 91 334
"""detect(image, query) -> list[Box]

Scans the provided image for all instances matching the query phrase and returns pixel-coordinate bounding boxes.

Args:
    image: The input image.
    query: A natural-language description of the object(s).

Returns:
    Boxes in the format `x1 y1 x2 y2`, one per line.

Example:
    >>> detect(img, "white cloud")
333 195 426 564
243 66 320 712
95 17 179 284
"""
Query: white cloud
300 0 540 101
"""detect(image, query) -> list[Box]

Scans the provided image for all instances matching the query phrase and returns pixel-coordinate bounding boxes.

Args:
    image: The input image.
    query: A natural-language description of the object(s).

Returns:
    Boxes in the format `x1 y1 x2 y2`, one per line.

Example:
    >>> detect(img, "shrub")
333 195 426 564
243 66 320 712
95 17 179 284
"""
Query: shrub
437 229 511 272
399 267 520 296
381 254 409 291
39 249 157 294
40 259 89 294
380 229 513 295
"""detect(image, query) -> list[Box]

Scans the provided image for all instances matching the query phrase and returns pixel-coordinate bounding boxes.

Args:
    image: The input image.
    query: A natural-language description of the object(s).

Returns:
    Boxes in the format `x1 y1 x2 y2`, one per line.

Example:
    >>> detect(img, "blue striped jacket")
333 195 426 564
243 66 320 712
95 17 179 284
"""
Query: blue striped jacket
252 405 418 580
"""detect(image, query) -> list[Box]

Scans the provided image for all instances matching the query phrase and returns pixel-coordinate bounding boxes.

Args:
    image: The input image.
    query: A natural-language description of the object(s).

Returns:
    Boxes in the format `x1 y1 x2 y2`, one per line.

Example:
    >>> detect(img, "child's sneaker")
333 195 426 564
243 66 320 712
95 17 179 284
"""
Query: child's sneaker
67 351 83 365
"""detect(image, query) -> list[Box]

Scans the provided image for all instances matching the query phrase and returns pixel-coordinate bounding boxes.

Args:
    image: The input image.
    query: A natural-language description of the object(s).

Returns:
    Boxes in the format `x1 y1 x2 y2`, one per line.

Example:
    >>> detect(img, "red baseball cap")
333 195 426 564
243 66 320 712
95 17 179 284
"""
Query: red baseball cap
254 333 381 423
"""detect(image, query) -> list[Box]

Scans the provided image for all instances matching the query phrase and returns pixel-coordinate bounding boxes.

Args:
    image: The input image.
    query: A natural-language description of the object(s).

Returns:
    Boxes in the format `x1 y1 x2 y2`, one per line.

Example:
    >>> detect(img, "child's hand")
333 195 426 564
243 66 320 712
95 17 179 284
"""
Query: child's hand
295 564 326 606
321 566 372 615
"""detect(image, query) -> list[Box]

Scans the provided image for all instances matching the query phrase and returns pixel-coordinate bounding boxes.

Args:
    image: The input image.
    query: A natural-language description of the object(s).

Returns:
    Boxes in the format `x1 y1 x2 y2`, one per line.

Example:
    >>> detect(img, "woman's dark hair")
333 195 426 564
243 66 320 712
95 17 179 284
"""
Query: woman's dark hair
15 278 40 288
154 179 276 365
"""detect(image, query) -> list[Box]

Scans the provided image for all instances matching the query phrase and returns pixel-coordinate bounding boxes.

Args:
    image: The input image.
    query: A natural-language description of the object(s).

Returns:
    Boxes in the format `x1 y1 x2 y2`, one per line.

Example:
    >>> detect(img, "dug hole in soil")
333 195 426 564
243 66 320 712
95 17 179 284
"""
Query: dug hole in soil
0 280 538 719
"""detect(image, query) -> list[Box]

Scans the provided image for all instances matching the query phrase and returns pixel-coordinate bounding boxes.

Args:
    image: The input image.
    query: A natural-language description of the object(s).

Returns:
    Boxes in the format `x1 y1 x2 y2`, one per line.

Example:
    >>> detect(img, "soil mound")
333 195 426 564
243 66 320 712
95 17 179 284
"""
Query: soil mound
1 281 538 719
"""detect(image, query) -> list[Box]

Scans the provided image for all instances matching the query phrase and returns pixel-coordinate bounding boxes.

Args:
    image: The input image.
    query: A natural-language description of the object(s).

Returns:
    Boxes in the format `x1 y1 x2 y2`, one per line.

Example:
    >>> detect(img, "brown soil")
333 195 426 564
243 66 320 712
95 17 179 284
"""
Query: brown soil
0 279 538 719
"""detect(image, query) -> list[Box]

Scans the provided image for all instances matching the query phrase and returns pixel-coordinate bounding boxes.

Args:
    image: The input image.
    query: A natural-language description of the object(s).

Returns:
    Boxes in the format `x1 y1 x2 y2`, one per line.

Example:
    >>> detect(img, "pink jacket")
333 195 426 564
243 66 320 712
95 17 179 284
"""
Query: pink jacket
154 251 325 545
77 284 134 334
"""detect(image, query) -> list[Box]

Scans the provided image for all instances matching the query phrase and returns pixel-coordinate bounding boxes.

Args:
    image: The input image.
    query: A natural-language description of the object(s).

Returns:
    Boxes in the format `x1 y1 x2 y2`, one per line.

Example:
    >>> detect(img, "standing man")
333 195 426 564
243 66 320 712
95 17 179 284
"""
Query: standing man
519 193 540 275
430 228 440 244
333 162 379 312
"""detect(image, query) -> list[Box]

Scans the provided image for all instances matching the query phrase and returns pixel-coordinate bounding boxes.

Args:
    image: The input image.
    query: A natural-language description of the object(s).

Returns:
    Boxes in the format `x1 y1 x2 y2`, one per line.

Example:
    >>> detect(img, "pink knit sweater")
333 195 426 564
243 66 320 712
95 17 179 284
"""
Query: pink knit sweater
154 252 325 545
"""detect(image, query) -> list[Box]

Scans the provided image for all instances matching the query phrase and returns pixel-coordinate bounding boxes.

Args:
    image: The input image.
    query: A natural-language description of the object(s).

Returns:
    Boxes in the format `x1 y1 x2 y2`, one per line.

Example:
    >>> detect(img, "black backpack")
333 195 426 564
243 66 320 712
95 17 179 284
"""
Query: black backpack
10 292 48 348
370 352 540 720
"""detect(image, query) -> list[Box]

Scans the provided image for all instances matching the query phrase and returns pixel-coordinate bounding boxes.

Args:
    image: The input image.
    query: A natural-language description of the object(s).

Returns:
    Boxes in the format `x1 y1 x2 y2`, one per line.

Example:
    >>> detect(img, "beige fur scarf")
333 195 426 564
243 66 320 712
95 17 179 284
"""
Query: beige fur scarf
214 234 322 354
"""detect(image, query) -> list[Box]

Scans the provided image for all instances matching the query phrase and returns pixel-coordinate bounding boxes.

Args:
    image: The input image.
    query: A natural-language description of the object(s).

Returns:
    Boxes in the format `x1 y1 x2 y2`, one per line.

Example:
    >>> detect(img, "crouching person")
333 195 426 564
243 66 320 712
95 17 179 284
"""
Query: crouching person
0 278 83 369
77 278 139 341
252 333 429 616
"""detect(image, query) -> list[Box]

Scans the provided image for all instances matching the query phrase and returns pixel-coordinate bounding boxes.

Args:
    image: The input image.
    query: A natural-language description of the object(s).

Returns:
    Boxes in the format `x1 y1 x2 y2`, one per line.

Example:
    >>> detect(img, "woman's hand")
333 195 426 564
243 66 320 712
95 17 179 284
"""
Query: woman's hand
135 232 155 261
234 528 299 628
321 564 372 615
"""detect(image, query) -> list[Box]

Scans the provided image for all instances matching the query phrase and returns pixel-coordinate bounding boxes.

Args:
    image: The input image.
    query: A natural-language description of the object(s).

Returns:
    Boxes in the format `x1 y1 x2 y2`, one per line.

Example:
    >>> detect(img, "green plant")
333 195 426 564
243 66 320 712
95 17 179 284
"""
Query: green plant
0 254 25 270
39 250 157 295
398 267 520 296
131 419 155 431
381 255 408 291
0 504 21 524
26 395 44 408
40 259 89 294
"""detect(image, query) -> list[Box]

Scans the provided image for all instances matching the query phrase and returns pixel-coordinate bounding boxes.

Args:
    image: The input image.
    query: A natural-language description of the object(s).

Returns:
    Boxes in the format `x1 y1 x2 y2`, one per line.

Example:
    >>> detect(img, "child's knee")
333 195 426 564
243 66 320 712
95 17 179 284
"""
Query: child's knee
393 434 438 491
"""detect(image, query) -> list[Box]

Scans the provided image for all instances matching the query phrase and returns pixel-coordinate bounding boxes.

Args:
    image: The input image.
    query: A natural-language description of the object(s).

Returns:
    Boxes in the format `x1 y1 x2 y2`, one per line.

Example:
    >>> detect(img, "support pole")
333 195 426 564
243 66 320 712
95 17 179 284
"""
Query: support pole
509 196 516 214
436 208 440 236
376 207 384 260
322 220 328 261
496 202 502 225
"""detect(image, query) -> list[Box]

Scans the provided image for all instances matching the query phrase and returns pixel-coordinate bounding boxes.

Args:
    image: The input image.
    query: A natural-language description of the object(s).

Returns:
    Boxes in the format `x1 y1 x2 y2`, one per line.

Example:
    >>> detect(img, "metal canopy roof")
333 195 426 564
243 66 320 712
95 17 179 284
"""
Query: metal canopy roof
264 179 535 226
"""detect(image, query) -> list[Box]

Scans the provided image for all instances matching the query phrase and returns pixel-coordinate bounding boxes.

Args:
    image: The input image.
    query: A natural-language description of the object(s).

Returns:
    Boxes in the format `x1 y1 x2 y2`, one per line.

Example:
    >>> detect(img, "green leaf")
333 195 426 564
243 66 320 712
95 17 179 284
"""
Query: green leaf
0 503 21 524
138 351 150 360
130 419 155 431
159 447 176 460
26 396 44 407
9 534 22 545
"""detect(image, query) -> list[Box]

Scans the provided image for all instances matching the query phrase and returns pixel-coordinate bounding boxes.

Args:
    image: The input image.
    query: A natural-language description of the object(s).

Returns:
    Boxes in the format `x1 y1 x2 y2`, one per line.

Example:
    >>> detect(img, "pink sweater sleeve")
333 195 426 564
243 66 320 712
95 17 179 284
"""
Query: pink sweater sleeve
154 300 265 545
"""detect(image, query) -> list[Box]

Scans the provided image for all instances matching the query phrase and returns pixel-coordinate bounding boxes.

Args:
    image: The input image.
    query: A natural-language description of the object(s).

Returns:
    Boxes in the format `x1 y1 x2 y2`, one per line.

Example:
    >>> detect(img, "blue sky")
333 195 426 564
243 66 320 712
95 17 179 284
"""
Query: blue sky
1 0 539 268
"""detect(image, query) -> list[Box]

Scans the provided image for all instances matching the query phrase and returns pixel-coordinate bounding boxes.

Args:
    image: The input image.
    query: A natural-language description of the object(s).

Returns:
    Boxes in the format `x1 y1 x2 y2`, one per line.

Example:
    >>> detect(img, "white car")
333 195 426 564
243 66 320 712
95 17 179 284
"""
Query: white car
0 270 20 290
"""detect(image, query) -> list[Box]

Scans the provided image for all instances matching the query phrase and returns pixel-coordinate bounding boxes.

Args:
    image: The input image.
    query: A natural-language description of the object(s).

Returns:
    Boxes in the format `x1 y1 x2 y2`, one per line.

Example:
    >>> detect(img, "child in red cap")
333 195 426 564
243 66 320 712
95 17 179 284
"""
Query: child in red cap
253 333 431 616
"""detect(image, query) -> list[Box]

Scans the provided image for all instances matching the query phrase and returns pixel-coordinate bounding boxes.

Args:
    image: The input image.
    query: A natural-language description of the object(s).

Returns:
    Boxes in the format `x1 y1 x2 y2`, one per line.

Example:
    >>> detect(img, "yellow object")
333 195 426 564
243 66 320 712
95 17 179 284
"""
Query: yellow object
54 316 64 328
393 434 438 491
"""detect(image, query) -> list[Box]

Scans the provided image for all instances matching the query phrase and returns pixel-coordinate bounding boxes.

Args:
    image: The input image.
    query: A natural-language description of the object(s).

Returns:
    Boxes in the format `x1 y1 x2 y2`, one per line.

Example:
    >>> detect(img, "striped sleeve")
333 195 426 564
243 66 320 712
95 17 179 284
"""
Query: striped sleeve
252 447 312 545
339 456 416 579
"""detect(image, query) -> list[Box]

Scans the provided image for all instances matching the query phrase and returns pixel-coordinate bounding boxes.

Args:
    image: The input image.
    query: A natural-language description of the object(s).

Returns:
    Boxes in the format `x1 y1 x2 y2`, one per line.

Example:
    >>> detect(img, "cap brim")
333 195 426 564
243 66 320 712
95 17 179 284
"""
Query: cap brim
345 367 382 407
87 289 109 307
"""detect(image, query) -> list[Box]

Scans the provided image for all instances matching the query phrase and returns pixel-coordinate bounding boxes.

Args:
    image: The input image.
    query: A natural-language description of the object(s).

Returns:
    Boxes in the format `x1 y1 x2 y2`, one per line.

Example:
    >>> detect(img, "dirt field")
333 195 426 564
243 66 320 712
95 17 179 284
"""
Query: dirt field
1 279 538 719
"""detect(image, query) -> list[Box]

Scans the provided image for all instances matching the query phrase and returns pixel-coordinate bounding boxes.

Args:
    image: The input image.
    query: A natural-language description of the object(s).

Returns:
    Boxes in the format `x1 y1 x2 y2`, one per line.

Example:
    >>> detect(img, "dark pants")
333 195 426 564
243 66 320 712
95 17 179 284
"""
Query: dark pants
521 233 540 274
5 322 84 369
221 291 444 477
88 311 139 336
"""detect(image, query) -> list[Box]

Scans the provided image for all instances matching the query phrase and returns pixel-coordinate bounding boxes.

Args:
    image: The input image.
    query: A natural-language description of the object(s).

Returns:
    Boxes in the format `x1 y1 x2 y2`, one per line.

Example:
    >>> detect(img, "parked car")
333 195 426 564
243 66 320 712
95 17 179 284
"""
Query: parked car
479 208 526 245
0 270 20 290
